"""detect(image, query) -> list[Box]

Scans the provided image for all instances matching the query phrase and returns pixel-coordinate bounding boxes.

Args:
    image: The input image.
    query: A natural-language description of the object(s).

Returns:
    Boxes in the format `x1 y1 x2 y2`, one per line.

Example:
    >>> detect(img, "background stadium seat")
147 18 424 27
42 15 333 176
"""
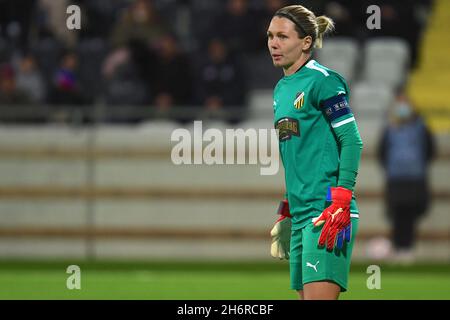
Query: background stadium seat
315 37 359 84
362 37 411 88
350 81 394 118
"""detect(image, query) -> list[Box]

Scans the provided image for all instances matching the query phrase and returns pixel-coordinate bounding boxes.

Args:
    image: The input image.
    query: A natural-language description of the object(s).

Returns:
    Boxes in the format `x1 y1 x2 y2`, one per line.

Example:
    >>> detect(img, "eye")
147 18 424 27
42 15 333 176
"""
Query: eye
278 35 288 40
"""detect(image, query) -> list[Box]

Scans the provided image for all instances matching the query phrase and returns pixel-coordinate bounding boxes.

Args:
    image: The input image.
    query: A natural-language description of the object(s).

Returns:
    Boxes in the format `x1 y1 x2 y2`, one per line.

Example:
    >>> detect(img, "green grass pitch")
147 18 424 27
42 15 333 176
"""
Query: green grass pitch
0 260 449 299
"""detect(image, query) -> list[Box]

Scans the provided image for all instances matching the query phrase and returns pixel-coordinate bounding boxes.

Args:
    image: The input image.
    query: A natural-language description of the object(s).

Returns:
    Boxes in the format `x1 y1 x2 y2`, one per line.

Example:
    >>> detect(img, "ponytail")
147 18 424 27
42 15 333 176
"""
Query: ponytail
314 16 335 49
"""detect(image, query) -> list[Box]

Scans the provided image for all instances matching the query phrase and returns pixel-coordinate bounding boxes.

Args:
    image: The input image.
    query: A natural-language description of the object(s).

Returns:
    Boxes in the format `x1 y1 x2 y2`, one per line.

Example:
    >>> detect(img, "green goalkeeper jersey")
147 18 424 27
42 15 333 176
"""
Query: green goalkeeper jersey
273 59 363 229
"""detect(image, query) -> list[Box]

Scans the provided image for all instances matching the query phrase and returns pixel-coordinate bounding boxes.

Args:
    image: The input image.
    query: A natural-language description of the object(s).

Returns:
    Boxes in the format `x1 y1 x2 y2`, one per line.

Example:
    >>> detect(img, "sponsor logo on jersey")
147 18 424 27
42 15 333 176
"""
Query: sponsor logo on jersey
275 117 299 141
294 92 305 109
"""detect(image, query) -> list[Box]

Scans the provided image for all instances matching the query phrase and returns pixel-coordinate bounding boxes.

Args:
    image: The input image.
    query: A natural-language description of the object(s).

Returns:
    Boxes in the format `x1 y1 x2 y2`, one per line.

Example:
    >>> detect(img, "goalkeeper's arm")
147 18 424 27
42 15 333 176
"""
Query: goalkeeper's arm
332 116 363 190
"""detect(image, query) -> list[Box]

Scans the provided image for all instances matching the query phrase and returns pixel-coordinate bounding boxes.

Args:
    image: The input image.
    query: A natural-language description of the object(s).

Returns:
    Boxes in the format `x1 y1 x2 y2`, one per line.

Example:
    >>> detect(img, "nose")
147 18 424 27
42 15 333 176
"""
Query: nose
268 38 279 50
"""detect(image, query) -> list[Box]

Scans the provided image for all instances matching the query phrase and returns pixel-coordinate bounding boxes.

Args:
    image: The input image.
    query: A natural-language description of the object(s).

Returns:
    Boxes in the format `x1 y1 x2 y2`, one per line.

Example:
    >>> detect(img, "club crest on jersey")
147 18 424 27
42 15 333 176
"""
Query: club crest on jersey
275 117 300 141
294 92 305 109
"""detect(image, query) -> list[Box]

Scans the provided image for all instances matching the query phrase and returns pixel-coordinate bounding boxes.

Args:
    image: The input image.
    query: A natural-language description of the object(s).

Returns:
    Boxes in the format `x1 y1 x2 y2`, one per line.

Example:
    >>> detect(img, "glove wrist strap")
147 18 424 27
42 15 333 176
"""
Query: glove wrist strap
277 199 292 218
331 187 352 205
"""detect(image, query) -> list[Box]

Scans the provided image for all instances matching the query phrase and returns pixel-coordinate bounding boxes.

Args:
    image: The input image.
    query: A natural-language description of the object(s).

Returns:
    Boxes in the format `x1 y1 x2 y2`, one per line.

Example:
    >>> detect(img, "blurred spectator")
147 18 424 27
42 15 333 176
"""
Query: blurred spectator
377 89 436 264
48 51 90 105
105 0 171 111
102 47 131 80
194 38 247 121
75 0 124 40
0 64 30 105
102 47 149 109
209 0 260 54
254 0 289 52
153 33 193 112
14 53 46 104
110 0 169 49
323 1 362 38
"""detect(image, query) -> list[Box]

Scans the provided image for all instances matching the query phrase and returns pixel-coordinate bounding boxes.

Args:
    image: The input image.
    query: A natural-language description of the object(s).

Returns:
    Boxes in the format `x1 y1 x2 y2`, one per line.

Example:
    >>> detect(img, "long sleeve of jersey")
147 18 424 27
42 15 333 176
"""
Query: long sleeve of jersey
332 118 363 191
316 72 363 192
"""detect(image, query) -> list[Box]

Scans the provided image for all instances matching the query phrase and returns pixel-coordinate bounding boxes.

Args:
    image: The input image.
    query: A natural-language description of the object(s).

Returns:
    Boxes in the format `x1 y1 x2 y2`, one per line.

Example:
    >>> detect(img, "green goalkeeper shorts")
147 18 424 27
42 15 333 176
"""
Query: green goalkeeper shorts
289 216 359 292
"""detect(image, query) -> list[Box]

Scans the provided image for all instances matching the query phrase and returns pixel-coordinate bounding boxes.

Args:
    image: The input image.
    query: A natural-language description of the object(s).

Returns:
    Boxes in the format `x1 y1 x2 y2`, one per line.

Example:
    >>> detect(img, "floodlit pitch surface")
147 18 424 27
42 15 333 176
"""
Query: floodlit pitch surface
0 261 449 299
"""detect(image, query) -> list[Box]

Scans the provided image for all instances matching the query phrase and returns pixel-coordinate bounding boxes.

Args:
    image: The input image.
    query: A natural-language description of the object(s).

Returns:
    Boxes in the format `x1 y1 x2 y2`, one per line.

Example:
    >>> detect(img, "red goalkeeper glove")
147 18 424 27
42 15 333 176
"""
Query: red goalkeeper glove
270 199 292 259
312 187 352 251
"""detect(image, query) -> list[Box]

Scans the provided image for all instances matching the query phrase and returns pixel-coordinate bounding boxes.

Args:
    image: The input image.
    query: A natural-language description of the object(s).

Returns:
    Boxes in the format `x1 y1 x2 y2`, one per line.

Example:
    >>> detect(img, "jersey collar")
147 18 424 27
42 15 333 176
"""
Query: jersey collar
284 58 315 79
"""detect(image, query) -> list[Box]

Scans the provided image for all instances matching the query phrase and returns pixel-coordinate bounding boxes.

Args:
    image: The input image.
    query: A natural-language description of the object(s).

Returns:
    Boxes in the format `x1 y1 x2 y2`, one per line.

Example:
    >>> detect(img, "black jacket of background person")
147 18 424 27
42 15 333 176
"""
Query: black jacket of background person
377 116 436 217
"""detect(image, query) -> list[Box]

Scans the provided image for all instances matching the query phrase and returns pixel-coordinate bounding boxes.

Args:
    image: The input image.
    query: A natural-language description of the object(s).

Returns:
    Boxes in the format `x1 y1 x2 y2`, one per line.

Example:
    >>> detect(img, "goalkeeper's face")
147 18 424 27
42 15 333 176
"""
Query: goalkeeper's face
267 17 309 69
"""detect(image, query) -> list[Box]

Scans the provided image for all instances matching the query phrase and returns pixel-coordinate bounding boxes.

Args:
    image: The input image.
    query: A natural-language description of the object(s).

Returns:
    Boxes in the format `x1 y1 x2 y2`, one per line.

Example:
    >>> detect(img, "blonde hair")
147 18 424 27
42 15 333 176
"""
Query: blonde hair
274 5 335 49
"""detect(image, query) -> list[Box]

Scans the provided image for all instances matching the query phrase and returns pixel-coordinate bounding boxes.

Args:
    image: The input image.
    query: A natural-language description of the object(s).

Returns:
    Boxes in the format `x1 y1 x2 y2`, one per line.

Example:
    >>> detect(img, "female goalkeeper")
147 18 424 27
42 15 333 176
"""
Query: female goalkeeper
268 5 363 300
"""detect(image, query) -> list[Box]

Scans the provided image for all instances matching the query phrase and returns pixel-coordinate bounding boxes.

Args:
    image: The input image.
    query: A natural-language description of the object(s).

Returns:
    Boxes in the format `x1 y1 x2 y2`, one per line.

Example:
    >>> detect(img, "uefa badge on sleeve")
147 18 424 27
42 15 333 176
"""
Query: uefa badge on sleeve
294 92 304 109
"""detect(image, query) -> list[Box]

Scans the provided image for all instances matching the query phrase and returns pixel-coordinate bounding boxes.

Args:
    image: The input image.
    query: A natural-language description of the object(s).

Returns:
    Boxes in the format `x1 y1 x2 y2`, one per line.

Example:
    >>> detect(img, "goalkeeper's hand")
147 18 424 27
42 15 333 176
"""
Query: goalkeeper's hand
312 187 352 251
270 199 292 259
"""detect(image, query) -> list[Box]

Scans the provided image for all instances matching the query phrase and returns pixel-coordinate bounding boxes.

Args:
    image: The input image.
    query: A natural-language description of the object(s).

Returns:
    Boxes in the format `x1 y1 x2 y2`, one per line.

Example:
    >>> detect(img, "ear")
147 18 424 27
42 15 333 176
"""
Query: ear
302 35 313 51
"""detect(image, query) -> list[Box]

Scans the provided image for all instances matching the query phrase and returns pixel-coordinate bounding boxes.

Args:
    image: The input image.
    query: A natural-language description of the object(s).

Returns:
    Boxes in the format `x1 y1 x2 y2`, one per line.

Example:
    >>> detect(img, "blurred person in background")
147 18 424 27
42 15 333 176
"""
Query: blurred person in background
0 63 30 106
153 32 193 117
48 51 90 106
194 38 247 123
102 46 150 119
322 0 363 38
377 88 436 264
110 0 169 49
75 0 123 40
211 0 260 54
254 0 289 52
14 53 46 104
105 0 172 111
